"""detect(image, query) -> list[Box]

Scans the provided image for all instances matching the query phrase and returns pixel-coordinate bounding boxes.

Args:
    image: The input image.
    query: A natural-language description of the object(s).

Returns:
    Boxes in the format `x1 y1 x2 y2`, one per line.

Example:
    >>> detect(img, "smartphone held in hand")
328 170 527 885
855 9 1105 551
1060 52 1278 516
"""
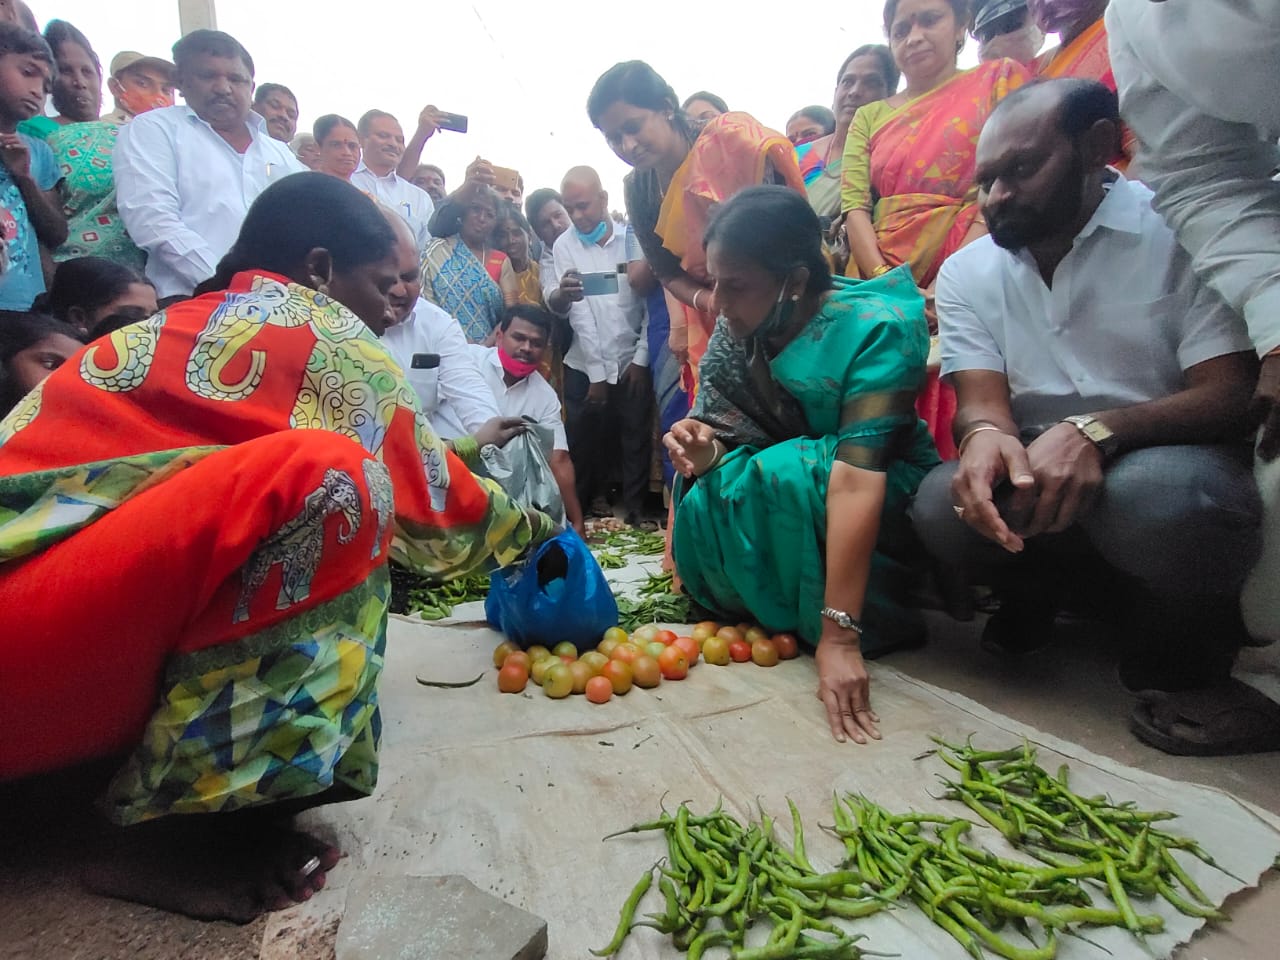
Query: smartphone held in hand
580 272 620 297
435 111 468 134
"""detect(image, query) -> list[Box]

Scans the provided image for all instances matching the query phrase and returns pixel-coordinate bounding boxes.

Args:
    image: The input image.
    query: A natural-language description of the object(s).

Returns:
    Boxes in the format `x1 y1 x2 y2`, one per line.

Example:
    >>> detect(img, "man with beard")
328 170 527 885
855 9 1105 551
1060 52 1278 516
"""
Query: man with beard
114 30 303 300
911 79 1269 755
351 109 434 257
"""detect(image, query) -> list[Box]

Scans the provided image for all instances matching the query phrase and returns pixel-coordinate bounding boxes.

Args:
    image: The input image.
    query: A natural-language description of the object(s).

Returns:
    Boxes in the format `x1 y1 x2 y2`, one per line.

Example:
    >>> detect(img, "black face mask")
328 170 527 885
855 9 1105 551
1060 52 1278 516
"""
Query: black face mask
987 150 1086 251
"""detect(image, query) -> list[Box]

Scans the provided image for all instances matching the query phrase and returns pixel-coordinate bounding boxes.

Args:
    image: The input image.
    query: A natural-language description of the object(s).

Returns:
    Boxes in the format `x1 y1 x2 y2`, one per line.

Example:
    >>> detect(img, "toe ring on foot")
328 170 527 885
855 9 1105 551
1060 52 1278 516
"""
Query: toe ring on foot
300 855 323 878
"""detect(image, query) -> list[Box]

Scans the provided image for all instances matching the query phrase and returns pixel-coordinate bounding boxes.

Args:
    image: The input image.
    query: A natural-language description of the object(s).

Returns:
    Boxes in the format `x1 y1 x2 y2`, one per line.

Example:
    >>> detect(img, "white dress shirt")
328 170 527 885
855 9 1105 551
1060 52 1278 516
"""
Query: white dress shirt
1107 0 1280 355
350 163 435 257
381 297 499 439
470 344 568 452
937 176 1252 430
551 220 648 383
114 106 305 298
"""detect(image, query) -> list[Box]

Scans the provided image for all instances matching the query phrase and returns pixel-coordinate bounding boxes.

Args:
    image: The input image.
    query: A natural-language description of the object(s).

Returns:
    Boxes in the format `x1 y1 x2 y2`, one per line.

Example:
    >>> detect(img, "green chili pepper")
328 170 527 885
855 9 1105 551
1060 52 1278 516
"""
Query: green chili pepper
590 867 652 956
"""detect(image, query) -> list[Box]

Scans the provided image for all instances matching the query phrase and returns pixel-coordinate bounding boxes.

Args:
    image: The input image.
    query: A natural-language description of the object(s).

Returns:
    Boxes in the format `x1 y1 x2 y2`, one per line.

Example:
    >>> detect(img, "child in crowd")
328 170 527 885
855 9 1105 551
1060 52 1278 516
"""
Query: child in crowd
0 22 67 310
0 309 83 414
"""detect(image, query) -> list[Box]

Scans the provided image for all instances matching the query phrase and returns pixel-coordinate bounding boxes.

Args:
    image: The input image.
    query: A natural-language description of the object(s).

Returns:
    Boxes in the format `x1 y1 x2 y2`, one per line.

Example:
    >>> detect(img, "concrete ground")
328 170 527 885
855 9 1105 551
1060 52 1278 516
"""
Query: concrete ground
2 610 1277 960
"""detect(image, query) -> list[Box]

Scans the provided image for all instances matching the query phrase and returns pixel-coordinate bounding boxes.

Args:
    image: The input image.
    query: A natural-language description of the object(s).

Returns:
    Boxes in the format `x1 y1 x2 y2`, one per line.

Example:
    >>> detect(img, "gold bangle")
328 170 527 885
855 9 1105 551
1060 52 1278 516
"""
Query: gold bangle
957 424 1004 457
871 264 893 278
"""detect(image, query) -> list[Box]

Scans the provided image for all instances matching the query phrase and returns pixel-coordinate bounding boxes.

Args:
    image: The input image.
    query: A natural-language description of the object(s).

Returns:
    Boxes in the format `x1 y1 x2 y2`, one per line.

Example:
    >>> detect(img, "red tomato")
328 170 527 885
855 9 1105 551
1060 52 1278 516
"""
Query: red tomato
674 636 701 665
632 655 662 688
702 635 732 666
751 638 780 667
717 626 745 646
728 640 752 663
658 645 690 680
585 675 613 703
503 651 532 673
655 630 679 646
601 660 634 695
497 663 528 693
559 654 577 664
610 643 641 665
773 633 799 660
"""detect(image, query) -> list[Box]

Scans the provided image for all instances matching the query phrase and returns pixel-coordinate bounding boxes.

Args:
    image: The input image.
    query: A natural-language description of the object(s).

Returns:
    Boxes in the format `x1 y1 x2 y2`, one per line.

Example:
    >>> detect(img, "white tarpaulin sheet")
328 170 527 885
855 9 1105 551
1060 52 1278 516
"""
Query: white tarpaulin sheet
262 561 1280 959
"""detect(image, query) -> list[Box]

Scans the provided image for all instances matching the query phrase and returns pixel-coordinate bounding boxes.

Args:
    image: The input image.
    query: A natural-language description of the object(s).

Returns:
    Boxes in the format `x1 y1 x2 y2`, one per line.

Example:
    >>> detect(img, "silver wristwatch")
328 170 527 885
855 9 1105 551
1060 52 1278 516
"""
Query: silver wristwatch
821 607 864 636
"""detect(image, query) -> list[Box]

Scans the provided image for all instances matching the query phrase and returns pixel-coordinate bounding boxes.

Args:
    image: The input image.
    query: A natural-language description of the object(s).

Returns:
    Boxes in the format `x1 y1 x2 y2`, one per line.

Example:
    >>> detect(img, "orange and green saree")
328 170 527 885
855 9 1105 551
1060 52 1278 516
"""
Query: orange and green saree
0 271 551 823
840 59 1031 457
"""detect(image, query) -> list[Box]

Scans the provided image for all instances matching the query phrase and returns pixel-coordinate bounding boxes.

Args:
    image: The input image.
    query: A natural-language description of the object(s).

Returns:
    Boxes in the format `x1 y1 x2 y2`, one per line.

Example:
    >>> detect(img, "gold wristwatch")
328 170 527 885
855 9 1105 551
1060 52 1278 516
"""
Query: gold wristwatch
1062 414 1118 459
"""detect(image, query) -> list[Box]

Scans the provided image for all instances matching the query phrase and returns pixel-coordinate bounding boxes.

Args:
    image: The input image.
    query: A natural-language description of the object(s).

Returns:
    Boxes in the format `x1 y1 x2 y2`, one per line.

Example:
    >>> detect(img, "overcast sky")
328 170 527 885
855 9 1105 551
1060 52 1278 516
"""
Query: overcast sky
44 0 985 206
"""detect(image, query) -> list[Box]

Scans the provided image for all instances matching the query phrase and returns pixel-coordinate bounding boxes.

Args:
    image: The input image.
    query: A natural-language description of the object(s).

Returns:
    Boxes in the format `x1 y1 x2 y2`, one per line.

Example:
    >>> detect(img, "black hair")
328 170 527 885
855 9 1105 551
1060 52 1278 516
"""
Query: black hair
42 256 150 324
499 304 552 337
0 311 85 415
788 105 836 136
314 113 357 144
172 29 254 78
357 108 398 137
0 21 53 69
196 172 397 294
703 186 832 297
253 82 296 107
43 19 99 74
587 60 696 141
524 187 562 226
416 163 445 181
883 0 970 34
995 78 1121 149
433 185 502 239
493 200 534 238
838 44 899 93
682 91 728 114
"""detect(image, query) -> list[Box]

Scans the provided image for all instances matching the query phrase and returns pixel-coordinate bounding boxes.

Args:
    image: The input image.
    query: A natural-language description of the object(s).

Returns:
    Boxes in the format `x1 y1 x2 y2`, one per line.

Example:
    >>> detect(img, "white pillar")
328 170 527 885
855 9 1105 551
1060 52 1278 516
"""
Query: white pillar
178 0 217 34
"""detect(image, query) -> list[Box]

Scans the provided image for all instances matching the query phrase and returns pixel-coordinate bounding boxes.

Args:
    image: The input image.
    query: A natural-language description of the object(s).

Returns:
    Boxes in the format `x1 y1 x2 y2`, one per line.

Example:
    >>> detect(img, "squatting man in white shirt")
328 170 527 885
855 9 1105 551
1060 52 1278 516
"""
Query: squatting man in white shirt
471 305 586 537
908 80 1264 757
114 29 304 302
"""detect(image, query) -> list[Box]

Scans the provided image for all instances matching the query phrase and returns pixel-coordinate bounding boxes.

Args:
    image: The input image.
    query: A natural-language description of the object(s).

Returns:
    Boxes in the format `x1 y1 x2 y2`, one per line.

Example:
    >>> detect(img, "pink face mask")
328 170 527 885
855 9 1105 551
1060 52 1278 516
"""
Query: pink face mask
1027 0 1098 36
498 344 538 378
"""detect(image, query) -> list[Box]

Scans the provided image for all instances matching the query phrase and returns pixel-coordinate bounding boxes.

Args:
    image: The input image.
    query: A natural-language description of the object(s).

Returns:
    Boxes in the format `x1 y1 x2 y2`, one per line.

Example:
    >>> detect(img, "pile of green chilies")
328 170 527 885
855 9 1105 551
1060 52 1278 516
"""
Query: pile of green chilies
596 526 668 556
932 739 1232 931
594 800 892 959
403 572 491 620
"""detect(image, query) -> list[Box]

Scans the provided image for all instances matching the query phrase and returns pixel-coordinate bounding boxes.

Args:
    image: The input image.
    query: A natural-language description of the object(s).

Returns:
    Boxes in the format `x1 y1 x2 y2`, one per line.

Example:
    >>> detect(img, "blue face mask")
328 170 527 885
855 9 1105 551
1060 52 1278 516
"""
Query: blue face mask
575 219 609 245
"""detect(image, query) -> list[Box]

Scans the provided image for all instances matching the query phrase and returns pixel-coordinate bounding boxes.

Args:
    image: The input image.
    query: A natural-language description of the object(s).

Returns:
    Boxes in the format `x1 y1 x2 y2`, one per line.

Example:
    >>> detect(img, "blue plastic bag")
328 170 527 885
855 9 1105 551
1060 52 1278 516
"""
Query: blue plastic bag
485 530 619 653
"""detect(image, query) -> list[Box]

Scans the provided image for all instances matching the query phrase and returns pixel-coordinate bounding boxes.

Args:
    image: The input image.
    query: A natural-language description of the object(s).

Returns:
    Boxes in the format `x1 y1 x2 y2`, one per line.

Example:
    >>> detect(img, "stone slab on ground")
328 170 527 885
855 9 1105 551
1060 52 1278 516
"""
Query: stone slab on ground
335 875 547 960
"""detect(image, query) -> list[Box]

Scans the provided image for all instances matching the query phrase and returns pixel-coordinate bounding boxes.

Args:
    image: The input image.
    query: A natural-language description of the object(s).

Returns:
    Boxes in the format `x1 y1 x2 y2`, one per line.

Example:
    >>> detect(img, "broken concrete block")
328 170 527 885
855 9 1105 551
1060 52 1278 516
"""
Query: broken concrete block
336 874 548 960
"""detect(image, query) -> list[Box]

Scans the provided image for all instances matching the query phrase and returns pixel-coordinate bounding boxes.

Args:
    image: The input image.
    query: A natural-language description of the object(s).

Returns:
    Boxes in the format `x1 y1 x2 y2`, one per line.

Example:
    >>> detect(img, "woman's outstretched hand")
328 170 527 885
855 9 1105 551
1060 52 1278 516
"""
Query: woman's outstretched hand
663 419 718 478
815 632 880 744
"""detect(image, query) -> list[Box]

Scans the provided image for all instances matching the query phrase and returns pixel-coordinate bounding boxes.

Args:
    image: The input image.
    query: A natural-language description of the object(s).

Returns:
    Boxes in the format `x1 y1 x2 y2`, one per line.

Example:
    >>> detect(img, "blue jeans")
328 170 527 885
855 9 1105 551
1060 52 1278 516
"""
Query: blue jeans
910 445 1262 687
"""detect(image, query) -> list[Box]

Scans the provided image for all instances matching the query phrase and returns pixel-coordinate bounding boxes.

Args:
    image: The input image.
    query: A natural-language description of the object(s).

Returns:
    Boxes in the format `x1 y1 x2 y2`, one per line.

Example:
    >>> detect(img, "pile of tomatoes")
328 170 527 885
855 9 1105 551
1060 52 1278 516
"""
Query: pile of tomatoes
492 622 800 703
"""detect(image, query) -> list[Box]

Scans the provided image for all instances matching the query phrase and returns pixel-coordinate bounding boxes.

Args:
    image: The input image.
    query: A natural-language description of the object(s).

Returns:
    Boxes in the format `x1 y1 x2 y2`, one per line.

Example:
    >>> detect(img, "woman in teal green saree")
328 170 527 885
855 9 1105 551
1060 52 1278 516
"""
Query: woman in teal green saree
666 187 938 744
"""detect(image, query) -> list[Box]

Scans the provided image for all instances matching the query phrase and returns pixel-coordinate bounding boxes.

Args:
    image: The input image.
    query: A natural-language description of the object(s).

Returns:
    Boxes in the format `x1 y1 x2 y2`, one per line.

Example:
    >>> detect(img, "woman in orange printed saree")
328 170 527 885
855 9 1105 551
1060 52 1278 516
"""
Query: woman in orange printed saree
590 61 805 398
0 174 551 923
842 0 1030 458
1030 0 1137 169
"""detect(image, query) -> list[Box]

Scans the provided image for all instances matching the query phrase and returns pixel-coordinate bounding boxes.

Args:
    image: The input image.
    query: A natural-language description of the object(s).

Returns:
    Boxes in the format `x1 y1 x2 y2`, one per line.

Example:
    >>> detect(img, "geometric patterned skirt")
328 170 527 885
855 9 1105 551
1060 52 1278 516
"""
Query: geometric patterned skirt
0 429 394 825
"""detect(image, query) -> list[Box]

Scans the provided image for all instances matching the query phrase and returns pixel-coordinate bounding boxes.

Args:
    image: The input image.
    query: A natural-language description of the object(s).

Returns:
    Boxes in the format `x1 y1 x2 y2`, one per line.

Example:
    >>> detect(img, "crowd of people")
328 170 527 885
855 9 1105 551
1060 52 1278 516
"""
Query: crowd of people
1 0 1278 927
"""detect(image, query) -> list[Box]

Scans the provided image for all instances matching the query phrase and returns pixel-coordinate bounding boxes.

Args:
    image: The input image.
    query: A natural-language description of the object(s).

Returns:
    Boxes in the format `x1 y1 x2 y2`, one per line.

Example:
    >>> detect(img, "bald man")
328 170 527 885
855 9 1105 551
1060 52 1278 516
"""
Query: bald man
552 166 652 522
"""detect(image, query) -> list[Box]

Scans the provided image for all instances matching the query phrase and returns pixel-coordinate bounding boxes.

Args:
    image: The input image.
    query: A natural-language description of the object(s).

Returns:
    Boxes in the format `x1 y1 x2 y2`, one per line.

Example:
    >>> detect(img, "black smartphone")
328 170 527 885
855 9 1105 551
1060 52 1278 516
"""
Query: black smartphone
411 353 441 370
435 111 468 134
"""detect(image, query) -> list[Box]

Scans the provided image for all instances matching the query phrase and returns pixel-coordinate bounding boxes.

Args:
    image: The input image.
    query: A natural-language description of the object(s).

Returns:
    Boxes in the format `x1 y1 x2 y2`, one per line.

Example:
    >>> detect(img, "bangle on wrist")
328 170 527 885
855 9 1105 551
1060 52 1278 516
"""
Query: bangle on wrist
693 289 707 313
871 263 893 278
957 423 1005 456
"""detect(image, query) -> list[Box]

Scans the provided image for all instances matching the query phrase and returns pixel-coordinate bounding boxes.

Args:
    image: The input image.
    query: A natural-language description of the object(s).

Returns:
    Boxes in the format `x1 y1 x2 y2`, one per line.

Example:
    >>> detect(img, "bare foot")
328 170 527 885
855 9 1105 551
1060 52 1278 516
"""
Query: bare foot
83 815 342 923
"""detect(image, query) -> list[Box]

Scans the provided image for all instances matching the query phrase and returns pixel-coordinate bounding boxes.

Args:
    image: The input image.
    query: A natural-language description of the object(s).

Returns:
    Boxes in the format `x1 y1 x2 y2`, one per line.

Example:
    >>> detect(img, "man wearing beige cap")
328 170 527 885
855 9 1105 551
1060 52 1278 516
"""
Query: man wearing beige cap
102 50 175 125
